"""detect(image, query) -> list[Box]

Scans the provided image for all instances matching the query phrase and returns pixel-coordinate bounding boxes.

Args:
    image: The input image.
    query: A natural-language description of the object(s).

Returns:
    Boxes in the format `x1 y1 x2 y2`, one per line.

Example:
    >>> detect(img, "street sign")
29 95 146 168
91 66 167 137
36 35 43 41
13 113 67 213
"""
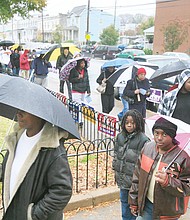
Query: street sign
85 34 91 41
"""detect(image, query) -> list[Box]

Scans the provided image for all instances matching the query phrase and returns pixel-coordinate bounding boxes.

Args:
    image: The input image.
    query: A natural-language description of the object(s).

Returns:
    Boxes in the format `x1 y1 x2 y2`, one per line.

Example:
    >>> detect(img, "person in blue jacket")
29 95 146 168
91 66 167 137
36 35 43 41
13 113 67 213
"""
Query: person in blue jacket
33 52 52 87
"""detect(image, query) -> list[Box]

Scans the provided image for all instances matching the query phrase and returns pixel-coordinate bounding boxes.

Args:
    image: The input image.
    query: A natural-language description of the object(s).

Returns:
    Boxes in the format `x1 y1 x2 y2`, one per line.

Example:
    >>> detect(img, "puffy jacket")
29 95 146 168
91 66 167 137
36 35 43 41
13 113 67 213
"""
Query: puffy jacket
2 122 72 220
69 67 90 93
129 141 190 220
112 131 149 189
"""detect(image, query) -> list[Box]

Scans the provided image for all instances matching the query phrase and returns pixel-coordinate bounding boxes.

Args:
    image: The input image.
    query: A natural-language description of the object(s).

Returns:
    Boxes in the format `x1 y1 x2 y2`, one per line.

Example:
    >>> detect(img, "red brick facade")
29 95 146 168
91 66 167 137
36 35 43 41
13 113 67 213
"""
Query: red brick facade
153 0 190 55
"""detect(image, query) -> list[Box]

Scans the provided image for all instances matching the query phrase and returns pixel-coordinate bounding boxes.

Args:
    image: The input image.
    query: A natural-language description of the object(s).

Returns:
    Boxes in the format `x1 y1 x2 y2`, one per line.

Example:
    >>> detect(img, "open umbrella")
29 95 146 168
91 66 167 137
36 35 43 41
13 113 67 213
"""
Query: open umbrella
146 114 190 156
0 74 80 139
60 56 90 80
101 58 135 69
0 40 14 47
108 64 156 88
43 43 81 61
149 60 190 81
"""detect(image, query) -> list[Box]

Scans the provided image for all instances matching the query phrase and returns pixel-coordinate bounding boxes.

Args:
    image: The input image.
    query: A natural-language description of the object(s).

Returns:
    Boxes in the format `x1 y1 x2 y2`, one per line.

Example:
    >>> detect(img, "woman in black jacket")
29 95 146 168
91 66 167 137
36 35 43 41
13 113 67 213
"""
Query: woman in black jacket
96 66 115 114
123 67 150 118
69 58 91 103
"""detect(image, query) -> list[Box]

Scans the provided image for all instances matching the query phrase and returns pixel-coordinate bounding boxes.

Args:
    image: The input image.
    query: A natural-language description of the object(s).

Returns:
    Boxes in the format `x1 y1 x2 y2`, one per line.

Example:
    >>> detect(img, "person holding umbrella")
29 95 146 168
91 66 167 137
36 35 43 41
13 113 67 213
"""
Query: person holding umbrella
1 110 73 220
158 69 190 125
56 47 73 99
112 109 149 220
96 66 115 114
129 117 190 219
0 75 80 220
122 67 150 118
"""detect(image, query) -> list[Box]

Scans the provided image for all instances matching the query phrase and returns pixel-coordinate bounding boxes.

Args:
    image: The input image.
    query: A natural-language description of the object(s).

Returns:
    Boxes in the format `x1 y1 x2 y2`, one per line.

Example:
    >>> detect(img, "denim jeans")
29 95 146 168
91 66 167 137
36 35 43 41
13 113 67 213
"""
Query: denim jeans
120 189 136 220
137 198 179 220
137 198 153 220
118 96 129 121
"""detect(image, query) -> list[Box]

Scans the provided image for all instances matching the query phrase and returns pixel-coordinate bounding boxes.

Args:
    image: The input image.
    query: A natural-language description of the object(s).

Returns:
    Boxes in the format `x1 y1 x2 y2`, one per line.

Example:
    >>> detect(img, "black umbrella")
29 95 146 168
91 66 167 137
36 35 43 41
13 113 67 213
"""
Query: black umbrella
0 74 80 139
108 63 156 87
0 40 14 47
149 60 190 81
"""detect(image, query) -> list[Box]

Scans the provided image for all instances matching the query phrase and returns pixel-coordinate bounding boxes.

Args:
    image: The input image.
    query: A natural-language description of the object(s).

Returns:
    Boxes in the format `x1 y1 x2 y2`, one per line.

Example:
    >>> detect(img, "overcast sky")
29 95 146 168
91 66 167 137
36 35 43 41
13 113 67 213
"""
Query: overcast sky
45 0 156 16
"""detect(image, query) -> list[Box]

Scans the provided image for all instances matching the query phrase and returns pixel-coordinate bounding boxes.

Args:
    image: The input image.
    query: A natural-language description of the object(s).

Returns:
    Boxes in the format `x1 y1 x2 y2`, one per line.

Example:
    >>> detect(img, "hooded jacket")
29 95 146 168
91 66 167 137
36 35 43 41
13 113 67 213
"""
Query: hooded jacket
20 50 30 70
2 122 72 220
157 69 190 116
129 141 190 220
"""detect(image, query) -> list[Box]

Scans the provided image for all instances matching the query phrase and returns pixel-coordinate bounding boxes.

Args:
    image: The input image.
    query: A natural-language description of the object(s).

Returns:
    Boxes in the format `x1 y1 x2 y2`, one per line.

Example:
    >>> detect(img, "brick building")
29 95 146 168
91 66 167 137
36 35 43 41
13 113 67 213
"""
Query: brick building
153 0 190 54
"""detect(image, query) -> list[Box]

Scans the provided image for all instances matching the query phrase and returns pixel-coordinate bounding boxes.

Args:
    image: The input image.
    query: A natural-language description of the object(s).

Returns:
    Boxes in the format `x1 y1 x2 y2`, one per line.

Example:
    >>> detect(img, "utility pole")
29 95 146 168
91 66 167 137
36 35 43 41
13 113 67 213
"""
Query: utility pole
114 0 117 28
41 9 44 43
86 0 90 45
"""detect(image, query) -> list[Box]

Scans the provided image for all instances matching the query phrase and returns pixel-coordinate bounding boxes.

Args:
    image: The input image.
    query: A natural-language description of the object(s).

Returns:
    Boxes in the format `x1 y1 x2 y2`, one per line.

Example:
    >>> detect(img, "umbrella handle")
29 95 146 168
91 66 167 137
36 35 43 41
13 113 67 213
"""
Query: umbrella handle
163 139 190 172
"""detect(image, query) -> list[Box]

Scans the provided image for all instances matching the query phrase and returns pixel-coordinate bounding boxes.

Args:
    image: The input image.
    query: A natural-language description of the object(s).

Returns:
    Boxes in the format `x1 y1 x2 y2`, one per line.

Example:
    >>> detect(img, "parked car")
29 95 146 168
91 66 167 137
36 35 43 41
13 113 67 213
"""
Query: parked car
81 45 92 53
115 48 145 59
134 55 180 68
91 45 120 60
163 52 190 60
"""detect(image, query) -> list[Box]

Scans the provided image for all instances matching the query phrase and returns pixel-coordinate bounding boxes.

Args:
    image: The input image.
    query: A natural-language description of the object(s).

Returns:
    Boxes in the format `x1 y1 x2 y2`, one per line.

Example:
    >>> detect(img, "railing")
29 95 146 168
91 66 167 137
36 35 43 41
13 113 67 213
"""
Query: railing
48 90 121 141
65 137 115 193
0 91 120 194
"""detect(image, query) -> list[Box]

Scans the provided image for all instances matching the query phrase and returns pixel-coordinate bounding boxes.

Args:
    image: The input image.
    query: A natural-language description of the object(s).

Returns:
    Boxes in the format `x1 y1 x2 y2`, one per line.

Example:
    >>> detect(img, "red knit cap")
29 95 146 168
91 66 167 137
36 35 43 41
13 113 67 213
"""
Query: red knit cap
137 67 146 75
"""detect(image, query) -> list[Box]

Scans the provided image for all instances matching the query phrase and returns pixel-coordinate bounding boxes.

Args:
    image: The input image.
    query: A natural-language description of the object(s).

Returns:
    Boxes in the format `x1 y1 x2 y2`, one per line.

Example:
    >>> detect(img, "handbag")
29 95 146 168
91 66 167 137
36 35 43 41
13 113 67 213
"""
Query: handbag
96 81 106 94
96 71 107 94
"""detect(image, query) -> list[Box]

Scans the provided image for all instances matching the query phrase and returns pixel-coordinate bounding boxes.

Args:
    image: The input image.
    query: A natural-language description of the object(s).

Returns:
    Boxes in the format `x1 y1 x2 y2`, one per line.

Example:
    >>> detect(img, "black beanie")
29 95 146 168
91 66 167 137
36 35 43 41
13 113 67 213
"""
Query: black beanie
152 117 177 139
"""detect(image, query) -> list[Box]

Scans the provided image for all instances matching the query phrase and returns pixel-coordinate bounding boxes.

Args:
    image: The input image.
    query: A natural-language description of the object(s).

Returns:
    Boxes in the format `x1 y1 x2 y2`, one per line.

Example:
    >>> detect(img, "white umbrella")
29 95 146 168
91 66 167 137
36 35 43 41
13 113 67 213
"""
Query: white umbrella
108 64 156 88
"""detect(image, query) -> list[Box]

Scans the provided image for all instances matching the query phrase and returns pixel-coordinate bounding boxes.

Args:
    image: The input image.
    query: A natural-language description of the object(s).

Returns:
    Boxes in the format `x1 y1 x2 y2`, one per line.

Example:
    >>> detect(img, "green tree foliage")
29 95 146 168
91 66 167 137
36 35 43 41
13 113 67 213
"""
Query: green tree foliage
99 25 119 45
136 16 154 35
52 25 62 44
161 19 190 52
0 0 46 23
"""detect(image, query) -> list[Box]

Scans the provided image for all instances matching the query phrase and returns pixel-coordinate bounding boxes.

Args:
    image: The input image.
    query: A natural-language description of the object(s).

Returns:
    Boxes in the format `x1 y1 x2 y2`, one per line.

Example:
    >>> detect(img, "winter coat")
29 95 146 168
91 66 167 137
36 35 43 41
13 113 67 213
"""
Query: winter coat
20 50 30 70
69 67 91 93
33 57 52 76
112 131 149 189
56 53 73 72
158 69 190 116
10 53 20 68
2 122 72 220
96 69 114 95
129 141 190 220
123 77 150 104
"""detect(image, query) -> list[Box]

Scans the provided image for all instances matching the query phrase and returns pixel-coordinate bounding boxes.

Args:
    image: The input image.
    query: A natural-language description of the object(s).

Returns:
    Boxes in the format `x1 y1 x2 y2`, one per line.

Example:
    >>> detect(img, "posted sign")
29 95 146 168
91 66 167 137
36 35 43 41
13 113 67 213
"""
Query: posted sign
146 88 162 104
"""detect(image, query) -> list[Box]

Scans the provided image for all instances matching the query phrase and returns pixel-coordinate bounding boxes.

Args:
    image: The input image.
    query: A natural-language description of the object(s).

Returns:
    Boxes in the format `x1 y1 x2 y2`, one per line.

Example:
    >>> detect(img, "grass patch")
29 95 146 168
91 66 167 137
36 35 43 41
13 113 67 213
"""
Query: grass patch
0 116 14 149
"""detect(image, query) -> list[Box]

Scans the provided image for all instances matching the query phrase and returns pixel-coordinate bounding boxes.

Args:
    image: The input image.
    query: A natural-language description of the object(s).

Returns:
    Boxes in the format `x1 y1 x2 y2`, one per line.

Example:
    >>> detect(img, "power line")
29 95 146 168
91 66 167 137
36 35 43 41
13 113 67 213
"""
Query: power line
93 0 180 11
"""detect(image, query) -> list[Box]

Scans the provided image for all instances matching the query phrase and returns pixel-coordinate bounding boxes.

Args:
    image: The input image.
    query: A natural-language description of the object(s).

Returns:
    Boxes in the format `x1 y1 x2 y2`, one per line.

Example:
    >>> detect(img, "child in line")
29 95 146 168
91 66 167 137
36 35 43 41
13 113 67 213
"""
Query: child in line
112 109 150 220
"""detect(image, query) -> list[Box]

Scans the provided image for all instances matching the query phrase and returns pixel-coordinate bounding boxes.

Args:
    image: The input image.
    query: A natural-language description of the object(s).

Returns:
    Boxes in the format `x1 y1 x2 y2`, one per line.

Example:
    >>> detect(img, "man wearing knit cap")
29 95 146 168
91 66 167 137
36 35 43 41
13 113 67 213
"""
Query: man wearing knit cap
129 117 190 220
122 67 150 118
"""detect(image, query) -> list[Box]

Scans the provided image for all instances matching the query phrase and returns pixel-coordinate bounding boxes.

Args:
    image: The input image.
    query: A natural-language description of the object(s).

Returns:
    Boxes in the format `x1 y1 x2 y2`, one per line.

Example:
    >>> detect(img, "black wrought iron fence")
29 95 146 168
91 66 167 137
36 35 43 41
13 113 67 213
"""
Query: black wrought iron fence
65 137 115 193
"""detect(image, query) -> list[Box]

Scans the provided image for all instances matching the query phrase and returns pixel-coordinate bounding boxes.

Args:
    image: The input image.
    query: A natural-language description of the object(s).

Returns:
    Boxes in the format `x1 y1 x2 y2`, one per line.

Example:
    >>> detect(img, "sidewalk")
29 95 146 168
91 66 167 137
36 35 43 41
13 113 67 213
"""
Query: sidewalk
64 186 190 219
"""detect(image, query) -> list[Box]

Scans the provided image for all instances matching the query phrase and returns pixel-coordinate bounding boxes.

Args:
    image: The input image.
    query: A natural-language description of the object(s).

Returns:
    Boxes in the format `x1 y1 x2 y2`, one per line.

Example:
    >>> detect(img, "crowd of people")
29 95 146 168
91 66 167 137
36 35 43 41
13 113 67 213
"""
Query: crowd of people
1 43 190 219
